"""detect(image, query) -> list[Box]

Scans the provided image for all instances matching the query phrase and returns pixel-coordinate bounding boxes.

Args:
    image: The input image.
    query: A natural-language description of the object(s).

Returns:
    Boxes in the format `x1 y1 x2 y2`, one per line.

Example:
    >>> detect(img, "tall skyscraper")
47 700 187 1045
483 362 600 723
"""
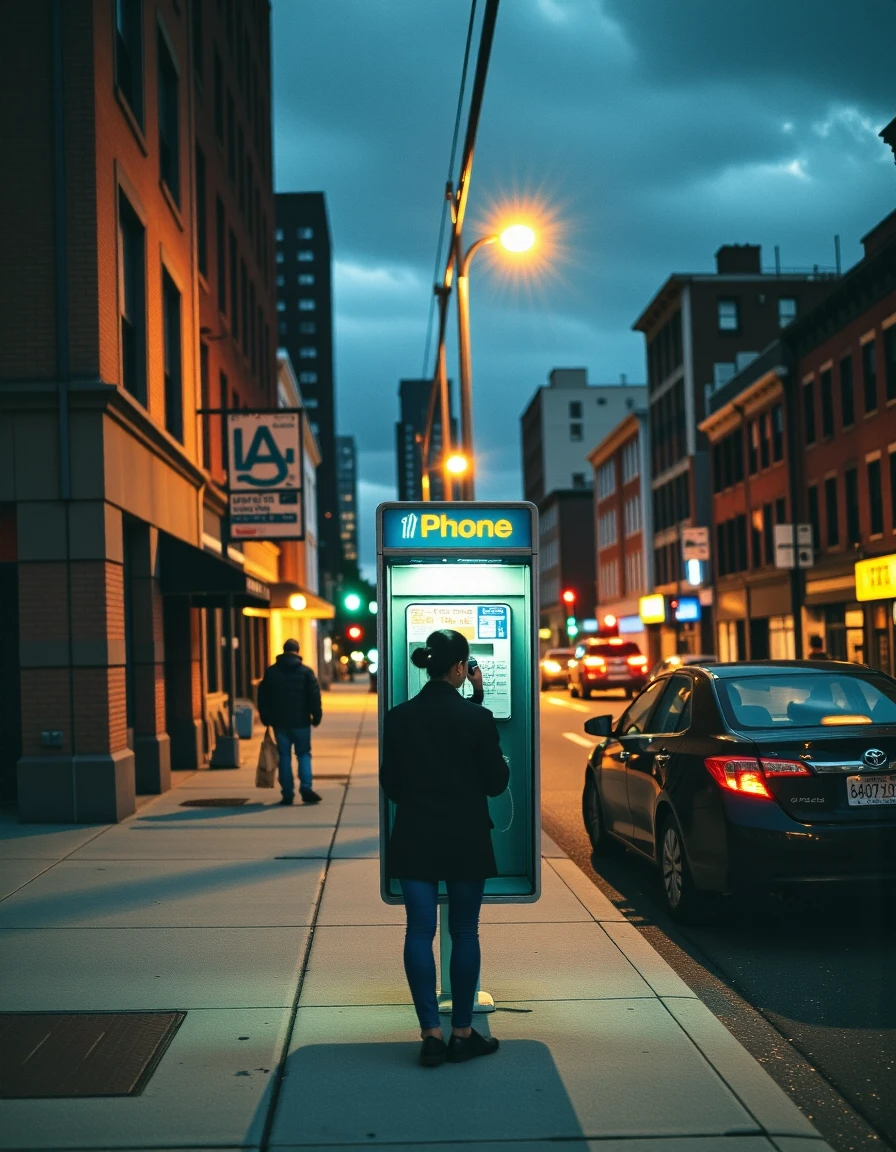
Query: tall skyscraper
336 435 358 566
395 378 454 500
275 193 339 594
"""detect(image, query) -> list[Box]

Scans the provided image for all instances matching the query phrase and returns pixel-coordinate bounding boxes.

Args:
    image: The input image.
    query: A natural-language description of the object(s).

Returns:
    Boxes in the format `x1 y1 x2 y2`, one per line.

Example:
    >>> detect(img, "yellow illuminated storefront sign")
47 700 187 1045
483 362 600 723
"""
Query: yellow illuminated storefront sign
639 594 666 625
855 553 896 601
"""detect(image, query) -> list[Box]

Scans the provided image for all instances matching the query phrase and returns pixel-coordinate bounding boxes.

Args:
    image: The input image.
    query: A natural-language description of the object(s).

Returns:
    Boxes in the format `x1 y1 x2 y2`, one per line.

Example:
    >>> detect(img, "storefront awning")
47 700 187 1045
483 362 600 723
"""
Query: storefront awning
269 582 335 619
158 533 271 608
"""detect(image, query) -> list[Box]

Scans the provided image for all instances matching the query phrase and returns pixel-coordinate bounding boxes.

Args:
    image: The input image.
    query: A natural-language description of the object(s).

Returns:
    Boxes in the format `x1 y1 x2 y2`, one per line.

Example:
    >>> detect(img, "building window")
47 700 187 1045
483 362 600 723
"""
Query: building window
759 412 770 470
276 250 284 264
213 49 223 140
763 503 774 566
885 326 896 403
299 347 317 359
621 438 639 483
624 495 641 536
297 226 314 240
304 396 319 409
771 404 783 462
157 29 180 204
845 467 860 544
825 475 839 547
299 321 316 335
275 274 284 288
778 297 797 327
278 320 286 336
298 273 315 286
803 381 816 445
118 190 146 404
298 298 316 311
820 368 834 437
862 340 878 414
840 353 854 427
569 422 583 441
807 485 820 552
215 197 226 313
569 400 582 419
226 90 235 180
747 420 758 474
717 299 739 332
297 249 314 262
869 459 883 535
200 340 210 467
598 511 618 548
162 269 183 441
115 0 144 128
195 145 207 277
299 372 317 385
229 231 238 338
750 508 762 569
276 300 285 312
596 460 616 498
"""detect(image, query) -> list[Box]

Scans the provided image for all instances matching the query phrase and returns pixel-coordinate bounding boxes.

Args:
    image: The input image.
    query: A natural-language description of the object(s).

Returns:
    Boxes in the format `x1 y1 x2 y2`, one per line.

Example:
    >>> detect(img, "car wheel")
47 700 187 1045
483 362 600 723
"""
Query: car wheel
582 771 617 856
569 680 579 698
659 814 713 924
626 687 637 699
581 686 592 700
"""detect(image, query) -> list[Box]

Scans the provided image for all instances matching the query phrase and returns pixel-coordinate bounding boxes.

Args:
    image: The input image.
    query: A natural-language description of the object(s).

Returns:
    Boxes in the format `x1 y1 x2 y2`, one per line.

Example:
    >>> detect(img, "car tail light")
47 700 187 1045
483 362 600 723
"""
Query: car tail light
583 655 605 668
704 756 771 798
626 655 648 668
759 758 812 777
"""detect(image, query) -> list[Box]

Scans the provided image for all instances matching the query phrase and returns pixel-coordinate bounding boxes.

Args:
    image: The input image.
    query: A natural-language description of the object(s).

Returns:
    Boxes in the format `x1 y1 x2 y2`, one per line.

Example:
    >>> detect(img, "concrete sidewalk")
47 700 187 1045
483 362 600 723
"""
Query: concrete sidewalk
0 683 832 1151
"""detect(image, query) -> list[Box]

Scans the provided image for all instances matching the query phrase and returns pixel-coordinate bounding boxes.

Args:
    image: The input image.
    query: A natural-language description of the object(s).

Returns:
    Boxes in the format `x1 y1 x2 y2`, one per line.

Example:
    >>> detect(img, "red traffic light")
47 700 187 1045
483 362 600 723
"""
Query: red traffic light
561 589 576 605
347 625 363 641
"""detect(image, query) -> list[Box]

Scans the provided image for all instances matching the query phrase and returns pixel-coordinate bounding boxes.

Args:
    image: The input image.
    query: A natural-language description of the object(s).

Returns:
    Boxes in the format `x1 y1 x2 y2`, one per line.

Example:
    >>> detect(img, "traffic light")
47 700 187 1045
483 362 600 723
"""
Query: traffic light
561 589 576 606
566 617 578 638
563 589 578 638
343 592 362 612
347 625 364 642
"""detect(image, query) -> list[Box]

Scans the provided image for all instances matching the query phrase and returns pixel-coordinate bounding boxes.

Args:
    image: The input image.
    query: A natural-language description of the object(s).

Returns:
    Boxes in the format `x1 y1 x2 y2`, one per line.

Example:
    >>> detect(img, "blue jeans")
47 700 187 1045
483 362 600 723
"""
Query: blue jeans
399 878 485 1031
274 727 313 797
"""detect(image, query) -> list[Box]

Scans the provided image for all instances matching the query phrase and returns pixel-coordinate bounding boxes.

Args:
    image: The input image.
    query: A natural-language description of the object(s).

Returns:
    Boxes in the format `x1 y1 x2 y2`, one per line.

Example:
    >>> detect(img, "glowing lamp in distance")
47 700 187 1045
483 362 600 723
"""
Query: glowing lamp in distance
500 224 536 253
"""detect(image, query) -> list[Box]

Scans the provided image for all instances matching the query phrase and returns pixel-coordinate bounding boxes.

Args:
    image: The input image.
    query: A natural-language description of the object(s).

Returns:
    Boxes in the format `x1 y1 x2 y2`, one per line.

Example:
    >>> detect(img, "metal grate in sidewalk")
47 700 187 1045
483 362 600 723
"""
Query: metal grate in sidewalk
0 1011 185 1098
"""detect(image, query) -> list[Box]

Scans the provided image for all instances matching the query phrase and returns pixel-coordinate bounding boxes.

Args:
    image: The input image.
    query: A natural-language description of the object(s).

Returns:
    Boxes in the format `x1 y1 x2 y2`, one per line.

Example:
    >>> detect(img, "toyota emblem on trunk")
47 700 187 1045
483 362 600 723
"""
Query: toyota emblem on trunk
863 748 887 767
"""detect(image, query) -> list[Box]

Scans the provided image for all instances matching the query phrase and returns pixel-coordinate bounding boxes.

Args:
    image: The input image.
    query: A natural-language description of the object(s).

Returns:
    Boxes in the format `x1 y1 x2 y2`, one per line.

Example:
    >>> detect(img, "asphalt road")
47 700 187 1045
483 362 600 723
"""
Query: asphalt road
539 686 896 1152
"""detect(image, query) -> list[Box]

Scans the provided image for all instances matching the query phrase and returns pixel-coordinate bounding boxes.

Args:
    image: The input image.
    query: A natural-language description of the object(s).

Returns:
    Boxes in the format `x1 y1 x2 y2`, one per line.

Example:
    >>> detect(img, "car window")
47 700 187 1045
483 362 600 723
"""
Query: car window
589 641 641 657
650 674 693 734
719 672 896 728
617 680 666 735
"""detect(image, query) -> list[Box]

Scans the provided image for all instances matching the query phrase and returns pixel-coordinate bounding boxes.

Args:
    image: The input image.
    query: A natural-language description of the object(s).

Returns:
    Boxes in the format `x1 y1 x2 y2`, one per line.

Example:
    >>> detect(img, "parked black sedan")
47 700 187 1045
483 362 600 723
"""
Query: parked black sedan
581 661 896 922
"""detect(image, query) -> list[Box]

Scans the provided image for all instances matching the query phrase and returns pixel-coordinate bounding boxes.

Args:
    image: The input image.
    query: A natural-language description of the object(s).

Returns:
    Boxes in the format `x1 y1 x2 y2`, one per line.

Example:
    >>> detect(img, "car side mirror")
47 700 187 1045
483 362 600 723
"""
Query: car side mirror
583 714 613 738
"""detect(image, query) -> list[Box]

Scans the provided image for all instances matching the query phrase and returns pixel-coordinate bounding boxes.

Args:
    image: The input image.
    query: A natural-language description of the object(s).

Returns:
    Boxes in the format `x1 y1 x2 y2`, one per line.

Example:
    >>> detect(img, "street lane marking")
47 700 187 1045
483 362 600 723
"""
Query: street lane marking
547 697 590 713
562 732 594 748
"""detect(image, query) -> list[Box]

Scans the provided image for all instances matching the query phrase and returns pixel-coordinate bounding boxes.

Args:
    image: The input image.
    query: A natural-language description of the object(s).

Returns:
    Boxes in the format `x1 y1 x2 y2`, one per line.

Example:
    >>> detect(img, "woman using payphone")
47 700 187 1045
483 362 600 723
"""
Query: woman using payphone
380 628 510 1067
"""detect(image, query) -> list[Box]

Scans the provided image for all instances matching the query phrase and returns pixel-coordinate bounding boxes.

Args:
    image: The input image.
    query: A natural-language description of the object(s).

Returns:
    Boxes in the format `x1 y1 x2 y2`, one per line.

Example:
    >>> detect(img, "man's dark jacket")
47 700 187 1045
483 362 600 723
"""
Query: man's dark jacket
380 679 509 882
257 653 322 730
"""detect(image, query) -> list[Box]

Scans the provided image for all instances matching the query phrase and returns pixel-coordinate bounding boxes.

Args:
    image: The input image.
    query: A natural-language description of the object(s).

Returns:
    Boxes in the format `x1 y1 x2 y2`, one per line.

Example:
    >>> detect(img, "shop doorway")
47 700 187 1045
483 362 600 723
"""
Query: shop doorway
749 616 770 660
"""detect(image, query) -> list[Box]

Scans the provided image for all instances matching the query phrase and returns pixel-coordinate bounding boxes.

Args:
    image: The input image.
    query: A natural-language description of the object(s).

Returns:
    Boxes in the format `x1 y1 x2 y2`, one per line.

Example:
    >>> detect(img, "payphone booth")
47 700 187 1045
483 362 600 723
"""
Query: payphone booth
376 501 541 924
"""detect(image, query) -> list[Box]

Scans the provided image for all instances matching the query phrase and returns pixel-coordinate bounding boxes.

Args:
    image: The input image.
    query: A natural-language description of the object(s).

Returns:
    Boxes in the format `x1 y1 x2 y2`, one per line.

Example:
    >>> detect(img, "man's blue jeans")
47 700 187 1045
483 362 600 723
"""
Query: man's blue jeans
398 878 485 1031
274 727 313 798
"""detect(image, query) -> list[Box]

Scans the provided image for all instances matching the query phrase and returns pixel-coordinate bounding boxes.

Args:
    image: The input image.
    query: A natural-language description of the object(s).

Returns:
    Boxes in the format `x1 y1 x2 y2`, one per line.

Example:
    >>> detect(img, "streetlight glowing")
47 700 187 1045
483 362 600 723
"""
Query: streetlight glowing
288 593 307 612
500 224 535 253
445 453 469 475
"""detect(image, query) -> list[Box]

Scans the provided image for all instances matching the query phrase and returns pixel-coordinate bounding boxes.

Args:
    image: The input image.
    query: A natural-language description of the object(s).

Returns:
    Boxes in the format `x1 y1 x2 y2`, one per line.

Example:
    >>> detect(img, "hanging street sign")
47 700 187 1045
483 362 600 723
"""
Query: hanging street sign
774 523 814 569
225 411 305 541
681 525 710 561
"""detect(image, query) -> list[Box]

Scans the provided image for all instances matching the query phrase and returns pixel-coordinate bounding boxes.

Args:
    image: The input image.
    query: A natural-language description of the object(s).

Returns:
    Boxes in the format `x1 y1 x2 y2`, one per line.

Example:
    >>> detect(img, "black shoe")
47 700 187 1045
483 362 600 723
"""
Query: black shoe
447 1027 499 1063
279 796 294 806
419 1035 448 1067
300 788 322 804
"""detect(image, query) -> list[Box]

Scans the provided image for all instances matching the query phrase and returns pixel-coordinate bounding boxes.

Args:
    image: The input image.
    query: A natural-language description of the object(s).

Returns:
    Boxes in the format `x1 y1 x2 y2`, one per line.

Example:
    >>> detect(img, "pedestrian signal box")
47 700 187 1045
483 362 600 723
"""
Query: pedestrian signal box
376 502 541 904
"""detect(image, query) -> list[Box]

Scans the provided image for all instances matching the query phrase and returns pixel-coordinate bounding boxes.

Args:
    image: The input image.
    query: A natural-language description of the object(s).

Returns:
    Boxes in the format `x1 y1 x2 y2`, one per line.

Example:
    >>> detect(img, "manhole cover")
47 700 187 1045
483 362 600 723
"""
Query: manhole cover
0 1012 185 1098
180 797 249 807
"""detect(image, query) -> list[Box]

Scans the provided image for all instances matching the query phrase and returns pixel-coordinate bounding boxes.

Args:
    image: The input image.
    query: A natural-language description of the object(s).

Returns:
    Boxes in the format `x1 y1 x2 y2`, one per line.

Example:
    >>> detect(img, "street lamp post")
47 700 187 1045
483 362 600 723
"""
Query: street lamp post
455 225 535 501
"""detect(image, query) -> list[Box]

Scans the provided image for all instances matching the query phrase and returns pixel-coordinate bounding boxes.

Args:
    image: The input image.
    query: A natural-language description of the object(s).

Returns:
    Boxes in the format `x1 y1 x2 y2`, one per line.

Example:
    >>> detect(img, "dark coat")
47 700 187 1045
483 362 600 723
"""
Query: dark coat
257 654 322 730
380 678 510 882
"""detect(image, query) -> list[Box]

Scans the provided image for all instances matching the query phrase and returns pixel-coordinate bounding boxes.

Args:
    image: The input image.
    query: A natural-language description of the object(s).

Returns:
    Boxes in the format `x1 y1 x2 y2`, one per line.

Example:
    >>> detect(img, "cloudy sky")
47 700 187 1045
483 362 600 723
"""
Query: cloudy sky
271 0 896 579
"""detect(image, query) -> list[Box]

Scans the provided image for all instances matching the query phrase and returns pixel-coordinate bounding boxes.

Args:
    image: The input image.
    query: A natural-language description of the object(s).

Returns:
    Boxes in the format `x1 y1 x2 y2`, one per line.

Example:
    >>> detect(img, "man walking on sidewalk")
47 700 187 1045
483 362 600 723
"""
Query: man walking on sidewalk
258 639 323 805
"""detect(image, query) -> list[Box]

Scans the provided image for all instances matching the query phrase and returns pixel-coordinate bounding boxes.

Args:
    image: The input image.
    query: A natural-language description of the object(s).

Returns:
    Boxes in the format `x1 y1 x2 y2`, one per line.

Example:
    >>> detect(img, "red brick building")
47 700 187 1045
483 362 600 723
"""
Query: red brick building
588 412 654 649
700 209 896 668
0 1 311 820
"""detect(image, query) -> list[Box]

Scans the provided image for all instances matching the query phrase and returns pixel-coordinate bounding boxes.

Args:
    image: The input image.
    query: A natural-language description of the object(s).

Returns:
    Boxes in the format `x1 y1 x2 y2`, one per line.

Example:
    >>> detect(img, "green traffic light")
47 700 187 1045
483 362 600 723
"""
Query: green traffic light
344 593 362 611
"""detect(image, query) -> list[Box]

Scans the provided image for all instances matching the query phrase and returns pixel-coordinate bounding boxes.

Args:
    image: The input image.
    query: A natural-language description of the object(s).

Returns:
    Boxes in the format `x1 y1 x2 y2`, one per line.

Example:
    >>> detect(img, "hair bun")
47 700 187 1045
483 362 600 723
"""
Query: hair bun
410 646 432 669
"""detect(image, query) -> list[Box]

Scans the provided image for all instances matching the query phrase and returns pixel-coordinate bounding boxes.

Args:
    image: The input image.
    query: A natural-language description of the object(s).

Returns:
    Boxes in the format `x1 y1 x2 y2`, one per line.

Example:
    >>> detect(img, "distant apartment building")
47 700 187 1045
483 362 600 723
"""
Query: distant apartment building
588 412 653 642
521 369 646 504
395 378 454 501
0 0 281 819
521 368 646 638
336 435 358 565
275 192 340 594
632 244 838 656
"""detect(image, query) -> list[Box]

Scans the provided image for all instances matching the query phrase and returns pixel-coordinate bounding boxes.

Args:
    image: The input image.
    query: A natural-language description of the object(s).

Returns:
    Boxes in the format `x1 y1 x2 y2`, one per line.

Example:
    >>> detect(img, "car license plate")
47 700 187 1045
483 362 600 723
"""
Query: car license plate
846 773 896 805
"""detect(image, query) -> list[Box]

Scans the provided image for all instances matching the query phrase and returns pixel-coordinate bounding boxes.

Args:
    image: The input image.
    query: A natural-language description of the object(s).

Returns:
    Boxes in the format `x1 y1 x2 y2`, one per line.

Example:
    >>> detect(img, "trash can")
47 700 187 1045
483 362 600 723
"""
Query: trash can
233 699 255 739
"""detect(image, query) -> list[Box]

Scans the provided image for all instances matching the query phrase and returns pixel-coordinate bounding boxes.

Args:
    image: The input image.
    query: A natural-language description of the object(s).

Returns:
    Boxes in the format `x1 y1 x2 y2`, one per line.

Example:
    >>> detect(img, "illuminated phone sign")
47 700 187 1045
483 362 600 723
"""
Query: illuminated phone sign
382 505 532 549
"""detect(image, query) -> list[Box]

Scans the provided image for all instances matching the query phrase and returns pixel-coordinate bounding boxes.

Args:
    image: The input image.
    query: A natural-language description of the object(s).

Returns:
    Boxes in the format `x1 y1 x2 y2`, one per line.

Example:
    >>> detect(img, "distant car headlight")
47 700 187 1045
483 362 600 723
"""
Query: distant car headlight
542 660 562 674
